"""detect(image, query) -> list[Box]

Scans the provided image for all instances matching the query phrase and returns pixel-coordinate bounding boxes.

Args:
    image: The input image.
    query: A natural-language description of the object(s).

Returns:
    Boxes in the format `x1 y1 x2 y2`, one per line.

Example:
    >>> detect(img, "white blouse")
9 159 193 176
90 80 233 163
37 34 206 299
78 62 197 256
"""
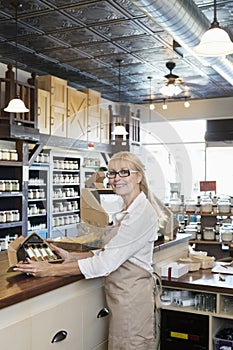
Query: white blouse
78 192 158 279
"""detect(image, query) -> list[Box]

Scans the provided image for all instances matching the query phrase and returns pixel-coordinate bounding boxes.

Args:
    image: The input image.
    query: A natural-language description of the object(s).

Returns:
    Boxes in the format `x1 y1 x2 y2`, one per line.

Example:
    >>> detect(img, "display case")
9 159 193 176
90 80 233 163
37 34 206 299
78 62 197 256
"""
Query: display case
28 152 50 239
51 152 81 238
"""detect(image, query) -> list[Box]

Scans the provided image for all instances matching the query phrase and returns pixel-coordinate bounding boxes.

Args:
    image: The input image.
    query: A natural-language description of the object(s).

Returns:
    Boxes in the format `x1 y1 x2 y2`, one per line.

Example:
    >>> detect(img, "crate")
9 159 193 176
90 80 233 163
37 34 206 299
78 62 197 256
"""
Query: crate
214 325 233 350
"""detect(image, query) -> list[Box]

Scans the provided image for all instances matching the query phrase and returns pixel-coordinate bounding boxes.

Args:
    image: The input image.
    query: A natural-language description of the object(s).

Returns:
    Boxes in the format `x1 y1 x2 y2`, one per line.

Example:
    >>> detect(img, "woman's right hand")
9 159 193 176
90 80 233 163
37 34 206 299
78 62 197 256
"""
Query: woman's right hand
49 243 71 262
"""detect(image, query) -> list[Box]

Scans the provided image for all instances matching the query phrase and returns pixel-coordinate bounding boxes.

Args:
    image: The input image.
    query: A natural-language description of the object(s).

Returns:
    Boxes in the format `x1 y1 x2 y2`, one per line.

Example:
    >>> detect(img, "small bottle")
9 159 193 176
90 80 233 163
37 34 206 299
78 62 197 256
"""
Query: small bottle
24 244 37 261
44 243 57 260
31 244 44 261
38 244 49 261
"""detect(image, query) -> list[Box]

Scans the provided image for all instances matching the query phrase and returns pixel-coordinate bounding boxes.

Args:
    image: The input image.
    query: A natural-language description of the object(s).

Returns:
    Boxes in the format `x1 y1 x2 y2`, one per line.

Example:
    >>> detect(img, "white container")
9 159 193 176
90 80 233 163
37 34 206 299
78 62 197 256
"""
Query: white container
161 262 189 278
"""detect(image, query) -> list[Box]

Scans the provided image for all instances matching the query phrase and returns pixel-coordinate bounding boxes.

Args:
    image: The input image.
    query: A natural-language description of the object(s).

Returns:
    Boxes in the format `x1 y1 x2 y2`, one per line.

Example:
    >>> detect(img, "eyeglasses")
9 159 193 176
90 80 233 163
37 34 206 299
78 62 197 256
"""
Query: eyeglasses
106 169 138 179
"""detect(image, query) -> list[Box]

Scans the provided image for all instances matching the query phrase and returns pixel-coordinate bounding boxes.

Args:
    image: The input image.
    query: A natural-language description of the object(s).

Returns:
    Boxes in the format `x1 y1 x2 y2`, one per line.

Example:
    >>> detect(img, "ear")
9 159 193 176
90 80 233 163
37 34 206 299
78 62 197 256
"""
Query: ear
137 173 142 184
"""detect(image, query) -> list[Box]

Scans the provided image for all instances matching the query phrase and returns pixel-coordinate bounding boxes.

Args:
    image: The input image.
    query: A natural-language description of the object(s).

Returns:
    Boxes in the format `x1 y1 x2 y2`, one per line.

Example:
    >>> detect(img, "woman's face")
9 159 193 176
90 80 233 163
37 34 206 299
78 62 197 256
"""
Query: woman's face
107 160 142 199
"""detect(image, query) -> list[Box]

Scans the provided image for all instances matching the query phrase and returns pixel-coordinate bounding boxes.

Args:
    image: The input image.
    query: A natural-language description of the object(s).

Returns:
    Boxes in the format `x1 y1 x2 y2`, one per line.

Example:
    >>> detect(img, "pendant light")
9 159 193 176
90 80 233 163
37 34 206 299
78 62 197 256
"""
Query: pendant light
111 59 128 138
4 1 29 113
148 76 155 110
193 0 233 57
160 83 182 97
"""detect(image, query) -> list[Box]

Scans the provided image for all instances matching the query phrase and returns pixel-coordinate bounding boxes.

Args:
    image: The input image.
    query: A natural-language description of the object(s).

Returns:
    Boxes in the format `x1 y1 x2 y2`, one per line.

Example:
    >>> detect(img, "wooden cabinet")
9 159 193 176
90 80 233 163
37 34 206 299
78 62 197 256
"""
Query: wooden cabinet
161 283 233 350
100 108 110 144
84 89 101 143
38 75 67 109
67 88 88 140
38 75 67 137
0 278 108 350
50 106 67 137
37 88 50 134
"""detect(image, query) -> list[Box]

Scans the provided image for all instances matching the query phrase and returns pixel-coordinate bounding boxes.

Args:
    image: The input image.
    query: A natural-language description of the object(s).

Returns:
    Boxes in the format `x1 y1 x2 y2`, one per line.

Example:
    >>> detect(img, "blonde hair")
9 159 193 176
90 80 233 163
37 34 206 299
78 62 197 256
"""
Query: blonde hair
108 151 168 228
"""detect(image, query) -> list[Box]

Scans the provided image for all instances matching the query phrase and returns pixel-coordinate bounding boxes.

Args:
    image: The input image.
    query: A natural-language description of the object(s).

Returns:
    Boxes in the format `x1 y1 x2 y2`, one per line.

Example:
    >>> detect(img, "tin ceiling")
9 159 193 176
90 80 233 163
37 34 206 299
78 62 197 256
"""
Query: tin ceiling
0 0 233 104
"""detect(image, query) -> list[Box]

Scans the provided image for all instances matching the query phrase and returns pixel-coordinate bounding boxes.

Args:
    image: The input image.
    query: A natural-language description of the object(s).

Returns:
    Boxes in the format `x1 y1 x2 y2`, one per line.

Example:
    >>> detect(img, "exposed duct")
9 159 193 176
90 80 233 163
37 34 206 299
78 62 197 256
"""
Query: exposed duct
132 0 233 86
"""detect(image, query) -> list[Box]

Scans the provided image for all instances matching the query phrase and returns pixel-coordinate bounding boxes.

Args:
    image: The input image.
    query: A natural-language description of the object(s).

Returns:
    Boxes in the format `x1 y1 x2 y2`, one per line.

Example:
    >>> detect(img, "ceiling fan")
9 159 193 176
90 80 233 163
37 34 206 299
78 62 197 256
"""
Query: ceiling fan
160 61 184 96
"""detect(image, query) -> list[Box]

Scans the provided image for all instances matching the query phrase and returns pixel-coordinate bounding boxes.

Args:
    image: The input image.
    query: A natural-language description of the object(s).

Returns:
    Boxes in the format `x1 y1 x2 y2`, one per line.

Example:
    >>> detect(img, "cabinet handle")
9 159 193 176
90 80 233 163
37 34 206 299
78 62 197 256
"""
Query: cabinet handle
97 307 109 318
51 330 67 343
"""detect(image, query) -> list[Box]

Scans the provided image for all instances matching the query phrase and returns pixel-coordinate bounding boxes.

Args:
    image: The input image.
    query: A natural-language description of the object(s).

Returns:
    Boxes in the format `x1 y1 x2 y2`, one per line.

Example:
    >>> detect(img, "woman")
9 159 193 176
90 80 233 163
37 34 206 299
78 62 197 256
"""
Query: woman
15 151 158 350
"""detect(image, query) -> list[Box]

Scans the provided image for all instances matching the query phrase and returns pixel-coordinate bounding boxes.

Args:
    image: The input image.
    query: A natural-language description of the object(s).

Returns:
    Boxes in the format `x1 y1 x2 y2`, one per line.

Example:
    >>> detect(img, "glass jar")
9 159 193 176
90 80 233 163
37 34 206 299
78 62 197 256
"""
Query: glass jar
185 199 196 213
200 196 213 214
221 224 233 242
10 150 18 161
217 197 230 214
2 149 10 161
5 180 12 192
203 227 215 241
5 211 13 222
169 198 181 213
0 211 6 223
0 180 5 192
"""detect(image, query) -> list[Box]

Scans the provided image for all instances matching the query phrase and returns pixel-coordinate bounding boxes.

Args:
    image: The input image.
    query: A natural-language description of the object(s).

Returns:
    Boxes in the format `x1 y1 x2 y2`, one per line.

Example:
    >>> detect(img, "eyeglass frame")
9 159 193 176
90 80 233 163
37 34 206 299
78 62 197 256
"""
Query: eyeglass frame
106 169 138 179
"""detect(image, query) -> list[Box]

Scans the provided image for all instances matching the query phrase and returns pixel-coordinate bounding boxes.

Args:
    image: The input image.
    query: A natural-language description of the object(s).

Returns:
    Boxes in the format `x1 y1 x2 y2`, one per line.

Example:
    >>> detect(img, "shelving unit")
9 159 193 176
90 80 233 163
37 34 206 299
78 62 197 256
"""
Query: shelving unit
161 284 233 350
0 142 28 246
28 157 50 239
51 152 81 238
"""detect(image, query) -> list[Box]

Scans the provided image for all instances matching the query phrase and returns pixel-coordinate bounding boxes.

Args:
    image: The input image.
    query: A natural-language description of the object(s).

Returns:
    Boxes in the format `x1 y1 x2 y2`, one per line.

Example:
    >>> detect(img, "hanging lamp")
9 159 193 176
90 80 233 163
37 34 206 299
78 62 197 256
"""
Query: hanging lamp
4 1 29 113
111 59 128 137
147 76 155 110
193 0 233 57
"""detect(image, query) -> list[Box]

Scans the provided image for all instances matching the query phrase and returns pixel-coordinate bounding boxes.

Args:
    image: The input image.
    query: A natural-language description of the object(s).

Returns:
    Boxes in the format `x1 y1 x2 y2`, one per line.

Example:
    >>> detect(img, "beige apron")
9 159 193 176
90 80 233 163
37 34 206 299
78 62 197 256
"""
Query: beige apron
104 260 155 350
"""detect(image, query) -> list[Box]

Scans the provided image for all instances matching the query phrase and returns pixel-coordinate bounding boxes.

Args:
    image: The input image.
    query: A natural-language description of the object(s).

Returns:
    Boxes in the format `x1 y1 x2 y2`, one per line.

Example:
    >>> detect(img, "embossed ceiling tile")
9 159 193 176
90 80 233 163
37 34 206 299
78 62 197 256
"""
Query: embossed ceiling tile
21 35 66 52
135 48 178 63
138 17 167 34
78 41 125 57
52 27 103 45
40 48 87 62
22 12 80 32
63 1 127 24
114 0 148 16
92 20 146 39
0 0 50 15
47 0 88 6
113 34 162 51
98 54 142 66
0 20 38 40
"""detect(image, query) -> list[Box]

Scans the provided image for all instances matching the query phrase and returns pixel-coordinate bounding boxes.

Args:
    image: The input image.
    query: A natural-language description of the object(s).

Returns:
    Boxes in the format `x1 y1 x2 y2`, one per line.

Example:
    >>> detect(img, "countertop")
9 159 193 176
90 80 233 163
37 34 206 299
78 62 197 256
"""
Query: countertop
1 233 227 311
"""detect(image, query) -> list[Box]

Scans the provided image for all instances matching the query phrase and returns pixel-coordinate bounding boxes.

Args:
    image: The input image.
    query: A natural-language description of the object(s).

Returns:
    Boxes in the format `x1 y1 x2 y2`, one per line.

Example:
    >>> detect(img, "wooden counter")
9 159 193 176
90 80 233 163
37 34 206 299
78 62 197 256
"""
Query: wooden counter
0 251 83 310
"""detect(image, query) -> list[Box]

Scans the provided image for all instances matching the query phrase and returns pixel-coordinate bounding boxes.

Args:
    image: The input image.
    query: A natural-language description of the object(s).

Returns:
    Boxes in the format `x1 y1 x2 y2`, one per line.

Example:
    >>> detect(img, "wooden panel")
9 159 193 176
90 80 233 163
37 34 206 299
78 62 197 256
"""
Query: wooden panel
67 88 88 140
37 88 50 134
38 75 67 109
100 108 110 144
83 88 101 119
50 106 67 137
87 115 100 143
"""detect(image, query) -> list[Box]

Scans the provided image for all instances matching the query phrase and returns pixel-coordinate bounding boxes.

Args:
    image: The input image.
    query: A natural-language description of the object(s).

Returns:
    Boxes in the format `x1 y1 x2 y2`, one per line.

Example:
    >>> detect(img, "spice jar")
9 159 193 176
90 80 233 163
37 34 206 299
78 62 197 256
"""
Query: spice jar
200 196 213 214
2 149 10 161
10 150 18 161
203 227 215 241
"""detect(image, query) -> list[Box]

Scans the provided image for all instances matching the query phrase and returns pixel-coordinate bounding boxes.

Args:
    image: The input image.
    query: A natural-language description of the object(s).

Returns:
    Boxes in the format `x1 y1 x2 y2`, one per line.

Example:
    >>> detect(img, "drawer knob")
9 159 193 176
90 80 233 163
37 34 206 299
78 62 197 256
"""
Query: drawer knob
51 330 67 343
97 307 109 318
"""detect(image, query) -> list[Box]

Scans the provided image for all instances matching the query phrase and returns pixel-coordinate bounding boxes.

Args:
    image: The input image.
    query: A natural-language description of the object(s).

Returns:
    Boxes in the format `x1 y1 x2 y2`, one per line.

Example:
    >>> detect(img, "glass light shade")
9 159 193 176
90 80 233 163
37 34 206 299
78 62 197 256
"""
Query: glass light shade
193 27 233 57
162 103 168 110
160 84 182 97
149 103 155 110
111 125 128 136
4 98 29 113
184 100 190 108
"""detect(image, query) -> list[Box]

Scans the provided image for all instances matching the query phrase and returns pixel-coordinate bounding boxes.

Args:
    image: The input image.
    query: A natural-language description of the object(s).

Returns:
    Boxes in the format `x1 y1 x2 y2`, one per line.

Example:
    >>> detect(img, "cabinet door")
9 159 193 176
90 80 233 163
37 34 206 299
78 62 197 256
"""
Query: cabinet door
38 75 67 109
87 115 101 143
85 89 101 119
67 88 88 140
38 89 50 134
100 108 110 144
83 285 109 350
51 106 67 137
31 297 83 350
0 318 31 350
